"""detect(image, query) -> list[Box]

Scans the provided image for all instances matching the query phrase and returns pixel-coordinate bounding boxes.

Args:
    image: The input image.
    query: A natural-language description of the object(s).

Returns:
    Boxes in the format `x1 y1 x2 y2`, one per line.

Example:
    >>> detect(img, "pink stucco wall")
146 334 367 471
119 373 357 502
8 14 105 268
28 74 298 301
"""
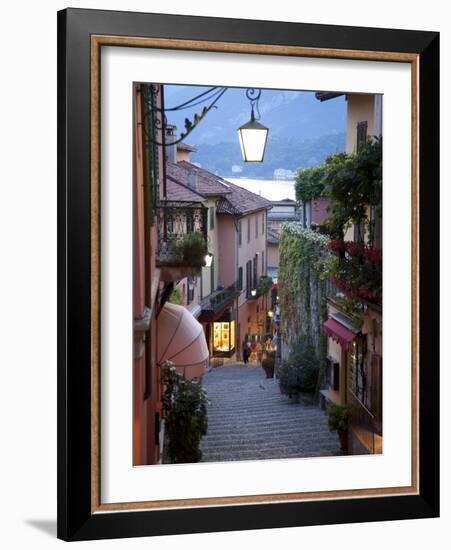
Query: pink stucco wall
237 211 267 308
217 216 237 288
267 242 279 268
133 84 165 466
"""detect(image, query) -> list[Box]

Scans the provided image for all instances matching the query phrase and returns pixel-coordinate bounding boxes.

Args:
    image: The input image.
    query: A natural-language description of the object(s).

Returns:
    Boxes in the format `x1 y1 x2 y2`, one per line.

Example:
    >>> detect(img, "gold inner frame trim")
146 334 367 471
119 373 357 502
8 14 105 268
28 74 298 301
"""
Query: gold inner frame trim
90 34 420 514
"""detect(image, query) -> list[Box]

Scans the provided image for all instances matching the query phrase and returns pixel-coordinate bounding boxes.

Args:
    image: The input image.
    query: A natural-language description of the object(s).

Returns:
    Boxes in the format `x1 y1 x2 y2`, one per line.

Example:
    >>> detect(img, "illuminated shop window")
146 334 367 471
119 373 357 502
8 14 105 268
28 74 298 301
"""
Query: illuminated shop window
212 321 235 356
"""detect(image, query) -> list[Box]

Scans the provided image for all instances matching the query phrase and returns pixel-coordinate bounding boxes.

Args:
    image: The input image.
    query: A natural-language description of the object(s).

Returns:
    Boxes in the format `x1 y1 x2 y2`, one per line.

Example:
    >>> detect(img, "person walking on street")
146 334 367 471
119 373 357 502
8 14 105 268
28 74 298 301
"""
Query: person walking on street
243 339 249 364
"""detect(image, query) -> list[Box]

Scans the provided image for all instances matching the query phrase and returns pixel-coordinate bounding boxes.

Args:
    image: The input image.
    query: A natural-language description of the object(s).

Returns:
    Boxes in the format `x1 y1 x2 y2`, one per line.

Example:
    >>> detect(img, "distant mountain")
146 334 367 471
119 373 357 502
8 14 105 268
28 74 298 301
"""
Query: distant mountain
189 132 345 179
165 86 345 143
164 85 346 178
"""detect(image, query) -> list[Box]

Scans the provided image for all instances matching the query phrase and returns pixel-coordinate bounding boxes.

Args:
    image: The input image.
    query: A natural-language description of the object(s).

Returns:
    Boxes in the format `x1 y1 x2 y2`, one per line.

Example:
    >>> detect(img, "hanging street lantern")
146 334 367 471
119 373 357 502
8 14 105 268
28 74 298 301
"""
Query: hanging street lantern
237 89 269 163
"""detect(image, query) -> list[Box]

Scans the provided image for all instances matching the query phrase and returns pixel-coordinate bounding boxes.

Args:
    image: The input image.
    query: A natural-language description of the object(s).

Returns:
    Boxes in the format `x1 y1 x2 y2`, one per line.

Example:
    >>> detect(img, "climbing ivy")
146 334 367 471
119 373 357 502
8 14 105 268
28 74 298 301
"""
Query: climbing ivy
294 164 328 203
324 138 382 238
278 224 330 395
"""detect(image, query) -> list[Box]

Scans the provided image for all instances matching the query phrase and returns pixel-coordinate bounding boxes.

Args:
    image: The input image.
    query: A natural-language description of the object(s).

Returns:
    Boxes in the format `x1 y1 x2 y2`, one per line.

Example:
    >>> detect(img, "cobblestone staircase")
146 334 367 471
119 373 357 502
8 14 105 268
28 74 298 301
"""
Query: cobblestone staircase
200 364 342 462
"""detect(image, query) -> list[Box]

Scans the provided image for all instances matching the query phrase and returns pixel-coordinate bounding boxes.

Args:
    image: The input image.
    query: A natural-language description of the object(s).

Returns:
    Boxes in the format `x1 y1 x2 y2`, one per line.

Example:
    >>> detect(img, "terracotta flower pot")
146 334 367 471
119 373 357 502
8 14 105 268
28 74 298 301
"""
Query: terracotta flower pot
264 366 274 379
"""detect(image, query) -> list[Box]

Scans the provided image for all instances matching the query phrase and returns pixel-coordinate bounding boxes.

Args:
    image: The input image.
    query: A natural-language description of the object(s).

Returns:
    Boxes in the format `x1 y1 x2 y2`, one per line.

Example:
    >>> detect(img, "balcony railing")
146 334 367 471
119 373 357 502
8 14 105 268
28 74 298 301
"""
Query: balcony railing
201 281 241 318
326 278 343 305
156 201 208 269
326 278 364 329
326 277 381 316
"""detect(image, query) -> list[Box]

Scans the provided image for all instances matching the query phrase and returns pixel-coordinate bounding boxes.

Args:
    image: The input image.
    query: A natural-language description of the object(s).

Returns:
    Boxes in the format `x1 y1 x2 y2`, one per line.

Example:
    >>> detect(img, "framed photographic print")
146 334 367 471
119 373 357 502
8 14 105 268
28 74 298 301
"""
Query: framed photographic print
57 8 439 542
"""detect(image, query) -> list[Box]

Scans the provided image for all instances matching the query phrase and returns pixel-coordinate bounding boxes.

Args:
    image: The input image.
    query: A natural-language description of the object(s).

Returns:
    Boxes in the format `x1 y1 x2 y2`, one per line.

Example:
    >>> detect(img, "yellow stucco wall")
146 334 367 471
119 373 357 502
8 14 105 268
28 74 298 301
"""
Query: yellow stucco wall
346 94 376 153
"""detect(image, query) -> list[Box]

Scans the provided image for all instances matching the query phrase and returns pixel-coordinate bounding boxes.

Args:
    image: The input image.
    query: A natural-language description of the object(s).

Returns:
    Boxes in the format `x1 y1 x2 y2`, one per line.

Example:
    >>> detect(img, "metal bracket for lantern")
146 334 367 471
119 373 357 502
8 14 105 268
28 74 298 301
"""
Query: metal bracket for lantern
237 89 269 163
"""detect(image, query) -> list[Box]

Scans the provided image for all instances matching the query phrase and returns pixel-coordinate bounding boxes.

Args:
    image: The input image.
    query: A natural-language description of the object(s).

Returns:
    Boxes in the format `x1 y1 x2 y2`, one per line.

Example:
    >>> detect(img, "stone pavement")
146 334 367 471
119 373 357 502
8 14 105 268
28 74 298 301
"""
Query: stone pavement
200 363 341 462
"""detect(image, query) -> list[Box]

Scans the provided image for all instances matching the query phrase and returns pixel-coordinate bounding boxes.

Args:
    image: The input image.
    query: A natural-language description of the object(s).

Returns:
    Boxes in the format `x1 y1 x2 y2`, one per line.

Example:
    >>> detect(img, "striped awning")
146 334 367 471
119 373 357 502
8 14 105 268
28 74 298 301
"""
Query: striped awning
157 302 209 380
323 318 357 350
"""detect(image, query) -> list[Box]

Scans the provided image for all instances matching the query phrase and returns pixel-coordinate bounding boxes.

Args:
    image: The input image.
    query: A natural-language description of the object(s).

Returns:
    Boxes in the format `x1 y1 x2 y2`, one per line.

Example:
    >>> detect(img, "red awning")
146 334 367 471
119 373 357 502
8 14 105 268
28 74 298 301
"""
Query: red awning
323 318 357 350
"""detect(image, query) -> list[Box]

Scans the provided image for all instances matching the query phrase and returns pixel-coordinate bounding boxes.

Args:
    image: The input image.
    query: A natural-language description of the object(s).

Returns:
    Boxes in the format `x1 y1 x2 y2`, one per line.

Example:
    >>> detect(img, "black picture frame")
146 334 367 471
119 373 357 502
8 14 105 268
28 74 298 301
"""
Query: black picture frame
57 8 439 541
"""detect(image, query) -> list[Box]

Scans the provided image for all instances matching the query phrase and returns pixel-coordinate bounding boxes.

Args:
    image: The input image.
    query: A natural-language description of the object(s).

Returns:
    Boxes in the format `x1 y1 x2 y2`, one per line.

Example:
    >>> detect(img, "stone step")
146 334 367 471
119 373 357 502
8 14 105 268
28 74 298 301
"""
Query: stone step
199 364 340 463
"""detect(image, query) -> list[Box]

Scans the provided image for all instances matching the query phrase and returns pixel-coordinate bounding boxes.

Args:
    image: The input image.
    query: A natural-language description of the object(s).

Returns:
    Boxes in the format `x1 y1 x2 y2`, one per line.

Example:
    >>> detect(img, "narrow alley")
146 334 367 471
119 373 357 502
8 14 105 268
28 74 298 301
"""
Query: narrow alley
200 364 341 462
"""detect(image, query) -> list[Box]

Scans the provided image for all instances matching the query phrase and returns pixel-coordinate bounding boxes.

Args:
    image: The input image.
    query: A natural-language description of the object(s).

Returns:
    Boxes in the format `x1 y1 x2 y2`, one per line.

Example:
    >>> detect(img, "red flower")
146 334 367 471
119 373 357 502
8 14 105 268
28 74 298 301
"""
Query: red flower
364 247 382 263
346 241 364 258
330 239 346 253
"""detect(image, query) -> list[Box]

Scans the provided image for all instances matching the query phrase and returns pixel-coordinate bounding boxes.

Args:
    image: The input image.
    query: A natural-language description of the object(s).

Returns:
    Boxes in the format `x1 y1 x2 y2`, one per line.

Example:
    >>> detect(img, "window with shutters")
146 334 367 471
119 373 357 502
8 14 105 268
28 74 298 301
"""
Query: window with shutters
356 120 368 151
253 256 258 288
261 251 265 274
238 267 243 290
348 335 368 406
246 260 252 297
255 215 258 238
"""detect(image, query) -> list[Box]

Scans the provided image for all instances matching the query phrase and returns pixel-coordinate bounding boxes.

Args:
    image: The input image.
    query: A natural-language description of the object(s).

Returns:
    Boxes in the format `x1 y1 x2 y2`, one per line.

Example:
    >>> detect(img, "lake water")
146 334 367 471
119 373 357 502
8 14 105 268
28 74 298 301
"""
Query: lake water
226 178 295 202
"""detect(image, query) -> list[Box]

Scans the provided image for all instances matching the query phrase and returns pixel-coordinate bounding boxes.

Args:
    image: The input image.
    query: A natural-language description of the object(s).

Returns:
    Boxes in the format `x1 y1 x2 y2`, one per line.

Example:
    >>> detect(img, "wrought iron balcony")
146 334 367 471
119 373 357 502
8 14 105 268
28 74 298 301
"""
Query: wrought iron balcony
157 201 208 280
326 277 381 316
200 281 241 320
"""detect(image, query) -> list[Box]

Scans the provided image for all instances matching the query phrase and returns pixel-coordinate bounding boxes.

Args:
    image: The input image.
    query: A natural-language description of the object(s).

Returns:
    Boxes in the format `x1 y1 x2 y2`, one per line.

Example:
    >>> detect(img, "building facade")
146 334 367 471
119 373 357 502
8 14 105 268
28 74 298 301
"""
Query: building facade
132 84 211 465
165 143 273 364
316 92 383 454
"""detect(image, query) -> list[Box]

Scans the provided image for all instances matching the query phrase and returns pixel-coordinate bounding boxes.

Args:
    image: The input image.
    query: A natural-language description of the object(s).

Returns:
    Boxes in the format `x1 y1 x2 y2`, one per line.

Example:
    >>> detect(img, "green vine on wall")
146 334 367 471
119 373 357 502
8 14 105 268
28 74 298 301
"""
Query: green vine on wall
278 224 330 394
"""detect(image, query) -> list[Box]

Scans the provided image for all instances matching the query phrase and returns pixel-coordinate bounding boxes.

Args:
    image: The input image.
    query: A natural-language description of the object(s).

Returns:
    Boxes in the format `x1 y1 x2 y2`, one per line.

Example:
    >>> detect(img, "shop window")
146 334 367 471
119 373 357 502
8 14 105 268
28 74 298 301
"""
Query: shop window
212 321 235 357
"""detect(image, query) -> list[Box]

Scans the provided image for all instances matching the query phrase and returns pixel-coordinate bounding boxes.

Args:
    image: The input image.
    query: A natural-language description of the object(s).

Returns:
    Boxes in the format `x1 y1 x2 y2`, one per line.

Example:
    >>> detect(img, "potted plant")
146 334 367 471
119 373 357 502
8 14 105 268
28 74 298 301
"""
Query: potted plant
159 232 208 281
176 232 207 266
277 340 319 400
326 403 352 453
261 351 275 378
160 361 209 463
